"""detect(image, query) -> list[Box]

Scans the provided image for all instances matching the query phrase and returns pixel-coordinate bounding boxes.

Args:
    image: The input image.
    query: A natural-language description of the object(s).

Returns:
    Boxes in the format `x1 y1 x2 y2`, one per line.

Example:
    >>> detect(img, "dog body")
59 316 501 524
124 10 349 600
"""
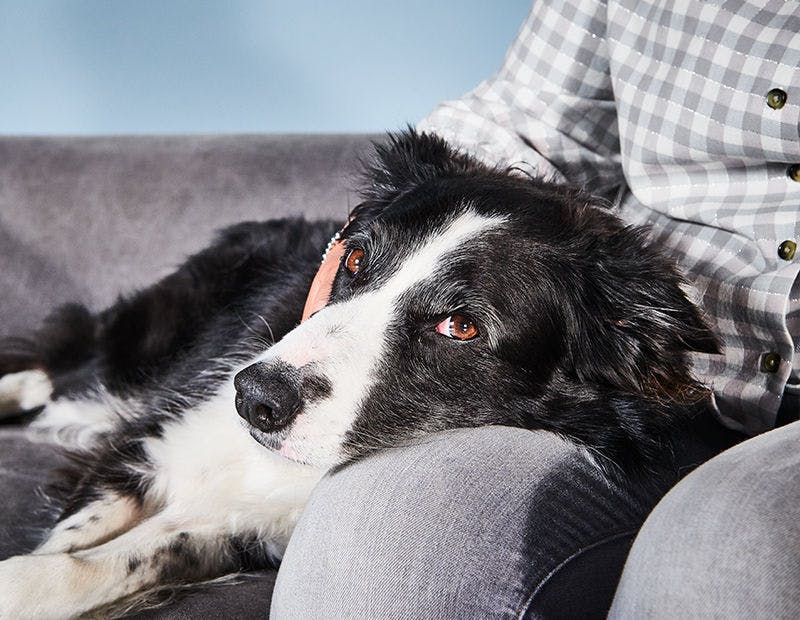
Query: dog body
0 132 718 617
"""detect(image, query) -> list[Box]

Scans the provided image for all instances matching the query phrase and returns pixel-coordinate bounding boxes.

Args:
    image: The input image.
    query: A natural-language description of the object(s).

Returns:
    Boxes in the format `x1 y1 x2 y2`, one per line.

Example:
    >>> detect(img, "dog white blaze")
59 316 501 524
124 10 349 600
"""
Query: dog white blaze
255 210 507 468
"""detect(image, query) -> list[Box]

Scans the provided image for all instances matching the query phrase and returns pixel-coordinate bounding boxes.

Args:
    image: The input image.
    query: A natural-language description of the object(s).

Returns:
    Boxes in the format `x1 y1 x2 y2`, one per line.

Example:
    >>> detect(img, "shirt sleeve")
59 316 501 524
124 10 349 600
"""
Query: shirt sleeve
418 0 624 197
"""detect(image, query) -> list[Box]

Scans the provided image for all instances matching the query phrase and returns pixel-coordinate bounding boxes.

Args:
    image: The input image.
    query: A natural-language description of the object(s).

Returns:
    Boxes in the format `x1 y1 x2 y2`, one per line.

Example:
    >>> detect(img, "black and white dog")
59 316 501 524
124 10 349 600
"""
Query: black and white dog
0 131 718 617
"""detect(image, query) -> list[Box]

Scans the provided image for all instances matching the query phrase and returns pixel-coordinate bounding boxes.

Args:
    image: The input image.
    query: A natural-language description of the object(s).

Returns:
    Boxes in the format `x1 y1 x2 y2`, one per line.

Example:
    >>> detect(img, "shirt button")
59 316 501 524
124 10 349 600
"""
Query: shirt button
778 240 797 261
761 352 782 373
766 88 788 109
788 164 800 182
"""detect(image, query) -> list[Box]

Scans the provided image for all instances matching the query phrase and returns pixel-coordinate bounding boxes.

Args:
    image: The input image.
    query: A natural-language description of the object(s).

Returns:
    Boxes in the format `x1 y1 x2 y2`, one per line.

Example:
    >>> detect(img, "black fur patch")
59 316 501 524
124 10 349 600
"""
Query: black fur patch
301 374 333 403
156 532 203 583
127 556 142 575
228 534 280 570
0 303 95 379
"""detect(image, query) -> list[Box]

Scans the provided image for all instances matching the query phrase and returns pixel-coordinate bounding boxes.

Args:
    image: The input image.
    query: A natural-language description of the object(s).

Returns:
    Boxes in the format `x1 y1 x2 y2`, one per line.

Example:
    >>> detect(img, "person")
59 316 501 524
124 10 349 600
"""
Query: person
270 1 799 617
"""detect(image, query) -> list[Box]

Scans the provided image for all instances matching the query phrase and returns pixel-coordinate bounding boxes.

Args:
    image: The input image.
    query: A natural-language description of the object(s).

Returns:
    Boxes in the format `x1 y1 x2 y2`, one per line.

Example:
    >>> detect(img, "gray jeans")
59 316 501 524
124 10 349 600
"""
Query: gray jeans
609 419 800 619
271 418 760 618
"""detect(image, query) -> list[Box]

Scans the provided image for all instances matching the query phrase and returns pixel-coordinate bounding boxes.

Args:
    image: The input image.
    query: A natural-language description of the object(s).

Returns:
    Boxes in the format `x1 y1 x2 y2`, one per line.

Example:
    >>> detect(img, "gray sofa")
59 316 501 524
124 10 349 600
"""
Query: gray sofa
0 134 377 617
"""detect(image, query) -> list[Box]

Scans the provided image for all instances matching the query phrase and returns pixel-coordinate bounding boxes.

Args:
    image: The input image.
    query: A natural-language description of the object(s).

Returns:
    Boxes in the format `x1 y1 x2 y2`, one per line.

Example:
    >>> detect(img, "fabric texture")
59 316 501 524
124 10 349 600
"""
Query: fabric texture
0 133 376 617
609 420 800 619
418 0 800 435
270 424 734 620
0 134 375 338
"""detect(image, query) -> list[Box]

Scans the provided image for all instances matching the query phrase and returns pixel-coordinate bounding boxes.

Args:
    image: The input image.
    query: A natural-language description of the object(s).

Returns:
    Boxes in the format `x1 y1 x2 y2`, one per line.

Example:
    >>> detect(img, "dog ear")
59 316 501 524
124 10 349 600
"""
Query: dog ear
563 223 720 403
355 128 488 215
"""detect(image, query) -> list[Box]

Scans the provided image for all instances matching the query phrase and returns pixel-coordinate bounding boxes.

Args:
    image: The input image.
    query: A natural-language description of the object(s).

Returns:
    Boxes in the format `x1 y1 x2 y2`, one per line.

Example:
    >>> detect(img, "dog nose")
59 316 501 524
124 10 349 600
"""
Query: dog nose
233 363 301 433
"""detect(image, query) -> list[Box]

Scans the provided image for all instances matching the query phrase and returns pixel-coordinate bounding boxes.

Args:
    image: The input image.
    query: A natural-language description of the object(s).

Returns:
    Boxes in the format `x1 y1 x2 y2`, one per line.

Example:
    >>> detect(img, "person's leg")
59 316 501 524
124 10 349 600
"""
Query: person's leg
270 425 724 619
609 420 800 619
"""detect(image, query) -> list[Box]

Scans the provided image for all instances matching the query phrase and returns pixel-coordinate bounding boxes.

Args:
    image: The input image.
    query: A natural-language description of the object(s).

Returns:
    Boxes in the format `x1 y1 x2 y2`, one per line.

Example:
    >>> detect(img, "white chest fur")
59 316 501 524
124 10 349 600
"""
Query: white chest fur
143 381 325 557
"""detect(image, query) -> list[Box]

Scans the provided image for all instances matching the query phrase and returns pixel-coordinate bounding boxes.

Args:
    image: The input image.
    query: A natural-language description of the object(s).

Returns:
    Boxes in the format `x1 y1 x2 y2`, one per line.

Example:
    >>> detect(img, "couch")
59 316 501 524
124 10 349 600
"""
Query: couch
0 134 377 617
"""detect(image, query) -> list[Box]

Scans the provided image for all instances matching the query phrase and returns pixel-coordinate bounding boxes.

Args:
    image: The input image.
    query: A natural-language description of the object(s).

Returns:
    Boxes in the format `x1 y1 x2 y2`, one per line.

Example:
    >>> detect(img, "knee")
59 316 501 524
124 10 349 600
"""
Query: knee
611 423 800 618
272 427 648 619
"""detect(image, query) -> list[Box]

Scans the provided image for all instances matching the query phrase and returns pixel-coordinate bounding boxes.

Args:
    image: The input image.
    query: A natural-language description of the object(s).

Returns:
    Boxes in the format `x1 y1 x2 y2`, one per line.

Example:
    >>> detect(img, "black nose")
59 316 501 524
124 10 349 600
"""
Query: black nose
234 363 302 433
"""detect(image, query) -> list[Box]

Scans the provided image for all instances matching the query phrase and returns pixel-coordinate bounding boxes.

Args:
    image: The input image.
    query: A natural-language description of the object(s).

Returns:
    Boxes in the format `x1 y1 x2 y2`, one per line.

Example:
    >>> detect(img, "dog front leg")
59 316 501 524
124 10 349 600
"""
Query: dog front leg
34 491 143 555
0 513 244 619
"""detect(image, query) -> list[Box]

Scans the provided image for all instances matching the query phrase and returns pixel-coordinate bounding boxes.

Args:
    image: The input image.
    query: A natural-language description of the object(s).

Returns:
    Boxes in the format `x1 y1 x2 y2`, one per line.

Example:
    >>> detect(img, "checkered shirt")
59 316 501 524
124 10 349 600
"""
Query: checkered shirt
418 0 800 435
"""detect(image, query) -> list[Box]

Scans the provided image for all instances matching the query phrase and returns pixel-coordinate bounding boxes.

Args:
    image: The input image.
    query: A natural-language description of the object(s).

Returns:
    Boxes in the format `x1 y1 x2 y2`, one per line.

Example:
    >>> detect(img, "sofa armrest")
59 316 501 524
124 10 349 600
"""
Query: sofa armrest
0 134 377 337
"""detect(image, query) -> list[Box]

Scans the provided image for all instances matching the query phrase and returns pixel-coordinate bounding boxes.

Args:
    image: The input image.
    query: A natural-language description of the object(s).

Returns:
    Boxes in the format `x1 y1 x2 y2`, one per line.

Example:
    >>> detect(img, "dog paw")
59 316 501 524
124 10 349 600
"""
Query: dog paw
0 553 92 619
0 555 55 619
0 369 52 416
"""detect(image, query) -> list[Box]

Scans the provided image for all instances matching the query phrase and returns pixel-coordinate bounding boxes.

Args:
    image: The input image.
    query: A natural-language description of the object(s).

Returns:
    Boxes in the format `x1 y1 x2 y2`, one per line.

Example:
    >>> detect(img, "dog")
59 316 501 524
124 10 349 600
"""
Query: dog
0 130 718 617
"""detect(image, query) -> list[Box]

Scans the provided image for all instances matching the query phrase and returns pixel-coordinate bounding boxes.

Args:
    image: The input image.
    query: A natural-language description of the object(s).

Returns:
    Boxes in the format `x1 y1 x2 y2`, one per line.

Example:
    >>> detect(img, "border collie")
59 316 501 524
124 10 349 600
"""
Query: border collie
0 130 718 617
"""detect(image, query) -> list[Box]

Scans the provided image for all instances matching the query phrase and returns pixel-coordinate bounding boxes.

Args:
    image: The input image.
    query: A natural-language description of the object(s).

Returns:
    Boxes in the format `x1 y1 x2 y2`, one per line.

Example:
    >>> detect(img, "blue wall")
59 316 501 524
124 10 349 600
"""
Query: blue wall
0 1 530 134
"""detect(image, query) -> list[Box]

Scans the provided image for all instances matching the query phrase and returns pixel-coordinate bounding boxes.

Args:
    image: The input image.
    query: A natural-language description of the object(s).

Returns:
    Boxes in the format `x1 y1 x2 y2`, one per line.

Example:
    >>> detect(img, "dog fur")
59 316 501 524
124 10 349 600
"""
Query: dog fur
0 130 718 617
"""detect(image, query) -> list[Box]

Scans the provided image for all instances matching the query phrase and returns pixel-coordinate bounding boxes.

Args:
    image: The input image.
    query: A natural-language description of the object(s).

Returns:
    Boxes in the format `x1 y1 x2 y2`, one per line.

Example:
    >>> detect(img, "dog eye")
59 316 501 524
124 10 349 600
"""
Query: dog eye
435 314 479 341
345 249 365 274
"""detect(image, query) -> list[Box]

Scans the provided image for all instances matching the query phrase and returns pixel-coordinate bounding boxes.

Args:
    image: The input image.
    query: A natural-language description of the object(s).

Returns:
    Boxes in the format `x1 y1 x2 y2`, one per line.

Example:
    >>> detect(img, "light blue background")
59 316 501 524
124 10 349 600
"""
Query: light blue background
0 1 529 134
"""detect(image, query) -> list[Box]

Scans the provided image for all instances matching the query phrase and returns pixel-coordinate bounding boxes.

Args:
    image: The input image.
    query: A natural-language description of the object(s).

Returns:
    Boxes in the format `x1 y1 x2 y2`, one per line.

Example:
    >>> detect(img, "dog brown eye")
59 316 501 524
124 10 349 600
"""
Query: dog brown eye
345 249 365 274
435 314 479 341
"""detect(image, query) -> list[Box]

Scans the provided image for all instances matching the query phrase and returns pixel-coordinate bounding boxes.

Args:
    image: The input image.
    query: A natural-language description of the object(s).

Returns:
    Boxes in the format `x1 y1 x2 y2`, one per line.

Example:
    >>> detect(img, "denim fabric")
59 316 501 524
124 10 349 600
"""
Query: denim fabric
609 420 800 619
271 424 731 619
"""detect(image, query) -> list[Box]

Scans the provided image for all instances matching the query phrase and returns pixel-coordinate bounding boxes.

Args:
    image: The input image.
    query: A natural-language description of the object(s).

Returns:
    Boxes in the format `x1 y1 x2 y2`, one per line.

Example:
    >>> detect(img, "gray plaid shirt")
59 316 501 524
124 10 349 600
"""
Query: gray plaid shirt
418 0 799 435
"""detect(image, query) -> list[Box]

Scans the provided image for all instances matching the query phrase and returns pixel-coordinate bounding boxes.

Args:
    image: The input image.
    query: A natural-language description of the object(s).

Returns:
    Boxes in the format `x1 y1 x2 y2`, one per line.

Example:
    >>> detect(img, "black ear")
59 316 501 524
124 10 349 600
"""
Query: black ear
563 223 720 403
353 128 488 219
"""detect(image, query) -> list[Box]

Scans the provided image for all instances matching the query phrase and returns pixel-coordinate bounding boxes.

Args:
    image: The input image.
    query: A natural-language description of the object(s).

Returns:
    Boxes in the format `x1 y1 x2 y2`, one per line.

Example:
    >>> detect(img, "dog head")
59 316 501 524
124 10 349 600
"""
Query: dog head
235 130 719 470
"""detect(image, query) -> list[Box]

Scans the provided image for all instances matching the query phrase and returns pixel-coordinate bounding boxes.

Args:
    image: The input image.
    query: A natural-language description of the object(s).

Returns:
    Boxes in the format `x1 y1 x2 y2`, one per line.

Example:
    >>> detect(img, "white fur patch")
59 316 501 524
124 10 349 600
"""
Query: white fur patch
28 389 141 448
254 209 507 468
0 369 52 416
144 381 325 558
